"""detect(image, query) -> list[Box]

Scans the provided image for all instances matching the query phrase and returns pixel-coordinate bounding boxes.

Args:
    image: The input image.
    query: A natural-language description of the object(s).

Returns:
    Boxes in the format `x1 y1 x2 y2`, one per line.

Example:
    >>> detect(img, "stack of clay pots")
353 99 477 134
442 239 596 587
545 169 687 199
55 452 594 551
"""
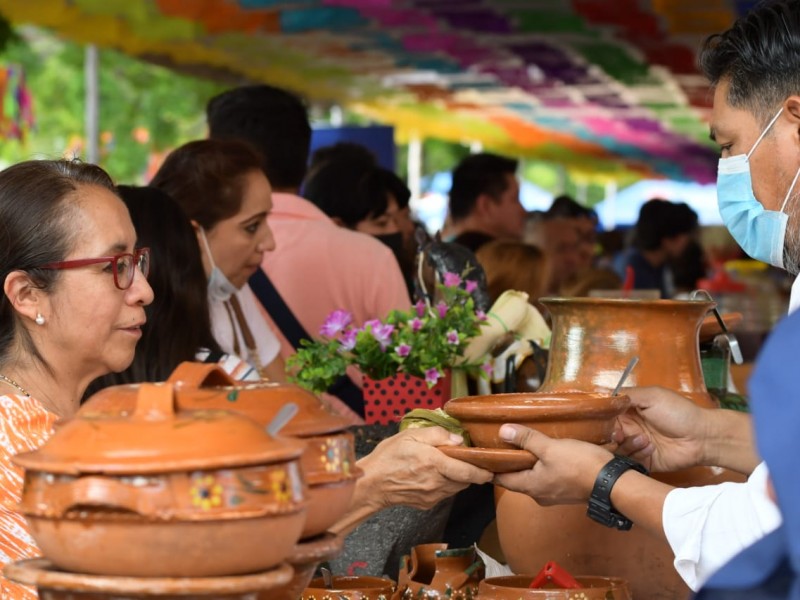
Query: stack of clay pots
6 362 362 599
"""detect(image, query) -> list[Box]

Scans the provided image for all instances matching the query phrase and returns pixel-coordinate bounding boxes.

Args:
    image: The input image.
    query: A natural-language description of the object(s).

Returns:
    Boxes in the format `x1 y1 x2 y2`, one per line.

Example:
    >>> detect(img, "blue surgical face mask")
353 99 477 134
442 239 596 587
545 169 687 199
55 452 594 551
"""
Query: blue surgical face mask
717 107 800 269
198 227 238 303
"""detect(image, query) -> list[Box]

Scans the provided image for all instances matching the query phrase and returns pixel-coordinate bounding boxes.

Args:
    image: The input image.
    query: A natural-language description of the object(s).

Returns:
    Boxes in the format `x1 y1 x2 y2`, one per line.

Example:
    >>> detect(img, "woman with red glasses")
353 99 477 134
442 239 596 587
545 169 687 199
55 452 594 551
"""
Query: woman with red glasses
0 160 153 598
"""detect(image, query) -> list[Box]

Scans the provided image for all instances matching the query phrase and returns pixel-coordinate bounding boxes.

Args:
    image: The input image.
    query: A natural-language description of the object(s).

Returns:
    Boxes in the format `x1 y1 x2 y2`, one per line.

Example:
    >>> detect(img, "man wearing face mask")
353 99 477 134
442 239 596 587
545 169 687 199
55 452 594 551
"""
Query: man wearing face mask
490 1 800 595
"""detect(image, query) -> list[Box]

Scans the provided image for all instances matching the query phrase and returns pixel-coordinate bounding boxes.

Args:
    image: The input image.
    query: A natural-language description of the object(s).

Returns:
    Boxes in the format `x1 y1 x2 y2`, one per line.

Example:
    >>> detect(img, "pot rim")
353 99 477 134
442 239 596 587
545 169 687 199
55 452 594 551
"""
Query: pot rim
540 296 715 310
480 574 629 591
444 393 630 422
305 466 364 486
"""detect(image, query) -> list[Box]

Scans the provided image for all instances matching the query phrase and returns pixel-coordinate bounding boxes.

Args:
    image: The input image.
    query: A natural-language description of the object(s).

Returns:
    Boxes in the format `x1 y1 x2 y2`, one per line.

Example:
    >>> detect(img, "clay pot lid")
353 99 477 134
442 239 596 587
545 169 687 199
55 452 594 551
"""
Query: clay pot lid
80 362 348 437
445 391 630 422
14 382 304 475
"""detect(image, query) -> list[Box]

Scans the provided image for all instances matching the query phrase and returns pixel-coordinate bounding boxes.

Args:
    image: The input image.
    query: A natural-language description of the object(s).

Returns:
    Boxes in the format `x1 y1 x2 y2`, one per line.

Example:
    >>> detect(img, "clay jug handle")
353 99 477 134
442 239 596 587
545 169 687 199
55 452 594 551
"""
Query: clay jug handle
50 476 162 518
167 361 237 389
134 382 176 420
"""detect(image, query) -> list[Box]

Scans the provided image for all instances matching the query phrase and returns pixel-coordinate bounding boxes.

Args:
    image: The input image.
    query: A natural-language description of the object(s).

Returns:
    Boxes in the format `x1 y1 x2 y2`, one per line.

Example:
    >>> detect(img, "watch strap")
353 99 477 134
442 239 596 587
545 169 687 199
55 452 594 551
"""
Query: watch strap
586 455 648 530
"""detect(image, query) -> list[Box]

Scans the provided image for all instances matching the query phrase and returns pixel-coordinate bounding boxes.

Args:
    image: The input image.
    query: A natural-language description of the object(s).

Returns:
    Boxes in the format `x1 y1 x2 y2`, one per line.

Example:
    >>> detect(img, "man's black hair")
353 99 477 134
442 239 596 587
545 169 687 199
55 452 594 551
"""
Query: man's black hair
449 153 518 222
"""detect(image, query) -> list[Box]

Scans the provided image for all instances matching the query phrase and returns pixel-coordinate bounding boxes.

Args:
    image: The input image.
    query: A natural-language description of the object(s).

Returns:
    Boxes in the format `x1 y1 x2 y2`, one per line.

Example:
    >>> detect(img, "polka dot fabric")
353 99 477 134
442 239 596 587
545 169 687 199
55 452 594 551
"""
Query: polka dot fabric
362 371 452 425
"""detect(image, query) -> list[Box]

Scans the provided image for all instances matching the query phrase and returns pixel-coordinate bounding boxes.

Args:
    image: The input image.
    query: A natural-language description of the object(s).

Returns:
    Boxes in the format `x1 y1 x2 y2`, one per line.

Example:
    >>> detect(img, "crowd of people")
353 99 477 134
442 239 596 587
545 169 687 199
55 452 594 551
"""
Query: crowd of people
0 0 799 598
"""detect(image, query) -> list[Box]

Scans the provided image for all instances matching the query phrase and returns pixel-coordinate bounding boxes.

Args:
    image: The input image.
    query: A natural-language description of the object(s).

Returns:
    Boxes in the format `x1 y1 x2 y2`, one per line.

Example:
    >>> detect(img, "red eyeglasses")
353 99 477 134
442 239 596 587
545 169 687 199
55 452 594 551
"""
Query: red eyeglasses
39 247 151 291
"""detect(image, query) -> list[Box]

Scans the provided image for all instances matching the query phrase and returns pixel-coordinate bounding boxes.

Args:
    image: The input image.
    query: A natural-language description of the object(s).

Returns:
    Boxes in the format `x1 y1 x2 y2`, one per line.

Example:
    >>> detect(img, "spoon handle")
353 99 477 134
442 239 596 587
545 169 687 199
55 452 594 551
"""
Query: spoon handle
612 356 639 396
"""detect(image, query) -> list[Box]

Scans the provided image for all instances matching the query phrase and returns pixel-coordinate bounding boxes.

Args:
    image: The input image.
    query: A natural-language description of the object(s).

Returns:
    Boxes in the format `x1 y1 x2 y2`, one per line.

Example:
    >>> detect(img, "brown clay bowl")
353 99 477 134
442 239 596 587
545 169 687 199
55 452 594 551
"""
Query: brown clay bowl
478 575 631 600
304 476 362 539
267 532 345 600
444 392 630 450
304 575 395 599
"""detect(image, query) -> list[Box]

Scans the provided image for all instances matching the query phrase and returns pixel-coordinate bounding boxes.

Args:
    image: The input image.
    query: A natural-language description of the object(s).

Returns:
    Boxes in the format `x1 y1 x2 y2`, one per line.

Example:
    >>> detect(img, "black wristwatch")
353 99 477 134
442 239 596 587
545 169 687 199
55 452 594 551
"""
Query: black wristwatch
586 455 649 530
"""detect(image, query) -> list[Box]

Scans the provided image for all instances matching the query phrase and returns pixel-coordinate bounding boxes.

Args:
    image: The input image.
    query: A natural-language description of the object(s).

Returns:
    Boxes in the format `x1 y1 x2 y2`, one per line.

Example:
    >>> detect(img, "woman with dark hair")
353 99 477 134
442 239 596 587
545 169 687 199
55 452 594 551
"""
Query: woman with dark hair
85 186 258 397
0 160 153 597
151 139 285 381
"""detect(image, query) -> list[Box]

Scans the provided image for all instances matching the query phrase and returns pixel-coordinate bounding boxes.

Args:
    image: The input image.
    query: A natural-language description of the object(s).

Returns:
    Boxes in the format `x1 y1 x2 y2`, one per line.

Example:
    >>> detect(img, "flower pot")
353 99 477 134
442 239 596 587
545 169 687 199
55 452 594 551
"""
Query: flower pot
495 297 747 600
363 371 452 425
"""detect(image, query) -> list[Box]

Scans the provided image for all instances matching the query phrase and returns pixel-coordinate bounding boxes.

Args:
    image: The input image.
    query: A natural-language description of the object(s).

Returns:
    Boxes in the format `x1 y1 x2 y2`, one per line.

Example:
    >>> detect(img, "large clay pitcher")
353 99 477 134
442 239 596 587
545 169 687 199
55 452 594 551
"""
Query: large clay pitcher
496 298 745 600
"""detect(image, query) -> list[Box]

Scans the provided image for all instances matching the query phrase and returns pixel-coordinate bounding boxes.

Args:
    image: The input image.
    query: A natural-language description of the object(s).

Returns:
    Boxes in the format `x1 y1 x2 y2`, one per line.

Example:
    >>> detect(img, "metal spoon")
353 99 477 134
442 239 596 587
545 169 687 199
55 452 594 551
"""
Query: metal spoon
320 566 334 590
612 356 640 396
265 402 298 437
691 289 745 364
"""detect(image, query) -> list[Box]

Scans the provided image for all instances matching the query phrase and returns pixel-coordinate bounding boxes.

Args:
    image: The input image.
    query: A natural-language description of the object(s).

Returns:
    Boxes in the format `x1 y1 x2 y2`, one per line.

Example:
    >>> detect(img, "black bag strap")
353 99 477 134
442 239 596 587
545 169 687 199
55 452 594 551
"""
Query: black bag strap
248 268 365 417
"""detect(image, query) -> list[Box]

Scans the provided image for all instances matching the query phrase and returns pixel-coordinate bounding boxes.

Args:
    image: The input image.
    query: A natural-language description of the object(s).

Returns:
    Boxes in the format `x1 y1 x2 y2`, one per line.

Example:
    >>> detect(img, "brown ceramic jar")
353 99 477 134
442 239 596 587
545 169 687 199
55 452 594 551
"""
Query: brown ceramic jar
304 575 395 600
81 362 362 538
15 383 307 578
394 544 483 600
496 297 746 600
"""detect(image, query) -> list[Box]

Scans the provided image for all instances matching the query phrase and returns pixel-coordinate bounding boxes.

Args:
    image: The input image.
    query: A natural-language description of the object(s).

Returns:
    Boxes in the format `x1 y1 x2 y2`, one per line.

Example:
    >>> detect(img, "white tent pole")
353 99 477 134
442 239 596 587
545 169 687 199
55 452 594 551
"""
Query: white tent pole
408 135 422 200
85 44 99 164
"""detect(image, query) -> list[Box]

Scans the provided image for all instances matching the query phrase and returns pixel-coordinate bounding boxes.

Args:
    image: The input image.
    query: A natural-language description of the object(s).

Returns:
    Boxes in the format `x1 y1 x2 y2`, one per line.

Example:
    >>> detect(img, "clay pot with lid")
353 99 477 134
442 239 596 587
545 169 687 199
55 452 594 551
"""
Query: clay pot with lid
478 575 631 600
15 382 307 578
80 362 362 538
495 297 747 600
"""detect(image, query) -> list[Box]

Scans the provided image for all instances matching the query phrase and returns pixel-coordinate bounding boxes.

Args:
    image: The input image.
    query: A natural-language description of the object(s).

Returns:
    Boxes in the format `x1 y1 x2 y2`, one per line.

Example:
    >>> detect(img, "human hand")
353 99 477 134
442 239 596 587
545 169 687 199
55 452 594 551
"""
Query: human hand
612 386 711 472
493 424 613 505
357 426 493 511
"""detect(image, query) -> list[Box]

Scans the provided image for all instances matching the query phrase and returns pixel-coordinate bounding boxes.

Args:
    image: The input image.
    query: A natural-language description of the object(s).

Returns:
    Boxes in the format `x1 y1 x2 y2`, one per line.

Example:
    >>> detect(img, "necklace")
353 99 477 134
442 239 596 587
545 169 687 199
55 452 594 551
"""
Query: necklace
0 373 31 397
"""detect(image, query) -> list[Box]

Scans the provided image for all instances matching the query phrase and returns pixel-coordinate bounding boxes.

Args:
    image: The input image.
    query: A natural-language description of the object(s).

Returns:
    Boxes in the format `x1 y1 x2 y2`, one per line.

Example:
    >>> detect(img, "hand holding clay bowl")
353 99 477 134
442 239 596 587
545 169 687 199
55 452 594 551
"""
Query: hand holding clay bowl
81 361 363 538
441 392 630 472
304 575 395 600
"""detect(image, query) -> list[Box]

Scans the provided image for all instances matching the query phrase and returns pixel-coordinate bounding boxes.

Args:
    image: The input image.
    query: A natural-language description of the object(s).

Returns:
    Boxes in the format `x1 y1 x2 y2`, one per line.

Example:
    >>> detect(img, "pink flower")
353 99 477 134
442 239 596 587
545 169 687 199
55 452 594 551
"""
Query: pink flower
436 301 448 319
339 328 358 351
443 272 461 288
446 329 459 345
371 323 395 350
415 300 426 318
481 361 494 377
476 310 487 321
364 319 382 331
395 343 411 357
320 309 352 337
408 317 423 332
465 280 478 294
425 368 441 385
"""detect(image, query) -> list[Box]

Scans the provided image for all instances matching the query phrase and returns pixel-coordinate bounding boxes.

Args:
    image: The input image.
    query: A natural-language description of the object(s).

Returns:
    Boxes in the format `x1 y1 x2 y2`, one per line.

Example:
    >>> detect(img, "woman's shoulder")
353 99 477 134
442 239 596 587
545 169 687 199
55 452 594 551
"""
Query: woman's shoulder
0 394 57 454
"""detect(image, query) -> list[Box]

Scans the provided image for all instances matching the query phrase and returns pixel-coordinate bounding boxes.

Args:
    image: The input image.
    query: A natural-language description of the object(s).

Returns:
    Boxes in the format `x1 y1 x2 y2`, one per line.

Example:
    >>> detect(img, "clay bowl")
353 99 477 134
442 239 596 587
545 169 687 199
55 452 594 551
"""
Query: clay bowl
15 383 307 577
478 575 631 600
4 558 293 599
304 575 395 600
267 532 345 600
81 362 363 538
444 392 630 450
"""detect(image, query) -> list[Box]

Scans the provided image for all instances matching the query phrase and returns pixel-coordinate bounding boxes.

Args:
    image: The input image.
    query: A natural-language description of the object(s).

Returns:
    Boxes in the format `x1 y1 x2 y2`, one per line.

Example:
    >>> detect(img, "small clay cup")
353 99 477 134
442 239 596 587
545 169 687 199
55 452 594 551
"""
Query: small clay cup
478 575 631 600
444 392 630 450
304 575 395 600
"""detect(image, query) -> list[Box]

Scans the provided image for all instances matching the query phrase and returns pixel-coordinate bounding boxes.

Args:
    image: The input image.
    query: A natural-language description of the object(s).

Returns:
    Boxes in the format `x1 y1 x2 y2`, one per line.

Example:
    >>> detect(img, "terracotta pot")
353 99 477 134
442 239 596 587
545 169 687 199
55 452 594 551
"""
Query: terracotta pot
81 362 362 538
304 576 395 600
444 392 630 449
4 558 293 599
496 297 747 600
268 532 345 600
15 383 307 577
478 575 631 600
395 544 483 600
362 371 451 425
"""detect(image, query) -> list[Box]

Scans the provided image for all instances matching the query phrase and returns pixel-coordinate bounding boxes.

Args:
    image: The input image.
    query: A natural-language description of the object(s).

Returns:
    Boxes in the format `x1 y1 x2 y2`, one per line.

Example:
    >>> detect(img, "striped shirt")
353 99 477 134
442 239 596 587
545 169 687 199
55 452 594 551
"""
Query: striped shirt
0 393 57 599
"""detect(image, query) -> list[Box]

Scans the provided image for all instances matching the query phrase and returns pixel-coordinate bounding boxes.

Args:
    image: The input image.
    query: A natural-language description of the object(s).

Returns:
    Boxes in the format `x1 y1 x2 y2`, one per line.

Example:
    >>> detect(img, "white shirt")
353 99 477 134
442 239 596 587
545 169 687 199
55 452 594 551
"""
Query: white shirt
208 284 281 372
661 278 798 590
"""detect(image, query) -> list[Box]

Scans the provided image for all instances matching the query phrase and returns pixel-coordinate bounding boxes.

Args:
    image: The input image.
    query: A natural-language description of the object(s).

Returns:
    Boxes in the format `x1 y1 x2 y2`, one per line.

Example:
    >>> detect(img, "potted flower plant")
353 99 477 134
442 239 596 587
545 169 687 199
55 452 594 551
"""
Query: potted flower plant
287 273 491 425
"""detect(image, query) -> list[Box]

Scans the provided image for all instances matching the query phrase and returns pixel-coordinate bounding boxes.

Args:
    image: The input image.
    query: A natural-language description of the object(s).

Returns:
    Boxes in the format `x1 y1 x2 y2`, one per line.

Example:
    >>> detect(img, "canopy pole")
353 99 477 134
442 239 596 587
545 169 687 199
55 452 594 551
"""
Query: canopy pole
85 45 99 164
408 135 422 200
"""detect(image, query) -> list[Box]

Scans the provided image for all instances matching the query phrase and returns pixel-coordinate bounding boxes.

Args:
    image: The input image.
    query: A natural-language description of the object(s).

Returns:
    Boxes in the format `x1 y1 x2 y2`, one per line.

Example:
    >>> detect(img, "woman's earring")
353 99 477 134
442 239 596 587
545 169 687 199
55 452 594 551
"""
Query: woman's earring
35 313 45 326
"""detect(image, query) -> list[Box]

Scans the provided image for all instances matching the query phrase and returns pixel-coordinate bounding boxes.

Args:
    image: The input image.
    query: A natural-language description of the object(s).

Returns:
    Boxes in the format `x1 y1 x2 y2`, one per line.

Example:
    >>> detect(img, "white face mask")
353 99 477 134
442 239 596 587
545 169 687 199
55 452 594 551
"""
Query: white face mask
198 227 238 302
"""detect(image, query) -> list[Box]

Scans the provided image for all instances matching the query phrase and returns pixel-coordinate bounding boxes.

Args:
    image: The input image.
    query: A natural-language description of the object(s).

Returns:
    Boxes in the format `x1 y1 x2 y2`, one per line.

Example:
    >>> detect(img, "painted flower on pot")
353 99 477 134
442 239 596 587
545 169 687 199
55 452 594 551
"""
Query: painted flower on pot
288 273 491 394
270 469 292 505
190 474 224 510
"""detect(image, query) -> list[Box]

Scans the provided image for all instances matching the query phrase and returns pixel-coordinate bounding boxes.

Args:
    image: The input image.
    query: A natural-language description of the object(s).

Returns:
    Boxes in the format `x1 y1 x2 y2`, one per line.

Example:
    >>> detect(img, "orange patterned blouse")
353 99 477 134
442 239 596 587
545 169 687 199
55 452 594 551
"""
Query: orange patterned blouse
0 393 58 599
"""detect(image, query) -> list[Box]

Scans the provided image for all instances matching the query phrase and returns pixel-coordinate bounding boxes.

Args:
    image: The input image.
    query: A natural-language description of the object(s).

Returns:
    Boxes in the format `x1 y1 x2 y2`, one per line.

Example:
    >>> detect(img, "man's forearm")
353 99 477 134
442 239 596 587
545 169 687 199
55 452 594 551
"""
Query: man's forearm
608 470 673 541
701 410 758 474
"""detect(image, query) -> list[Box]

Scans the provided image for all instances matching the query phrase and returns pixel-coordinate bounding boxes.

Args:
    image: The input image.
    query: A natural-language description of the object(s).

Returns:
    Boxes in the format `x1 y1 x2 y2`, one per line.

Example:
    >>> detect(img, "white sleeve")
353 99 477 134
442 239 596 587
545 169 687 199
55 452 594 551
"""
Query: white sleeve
237 285 281 367
662 462 782 591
